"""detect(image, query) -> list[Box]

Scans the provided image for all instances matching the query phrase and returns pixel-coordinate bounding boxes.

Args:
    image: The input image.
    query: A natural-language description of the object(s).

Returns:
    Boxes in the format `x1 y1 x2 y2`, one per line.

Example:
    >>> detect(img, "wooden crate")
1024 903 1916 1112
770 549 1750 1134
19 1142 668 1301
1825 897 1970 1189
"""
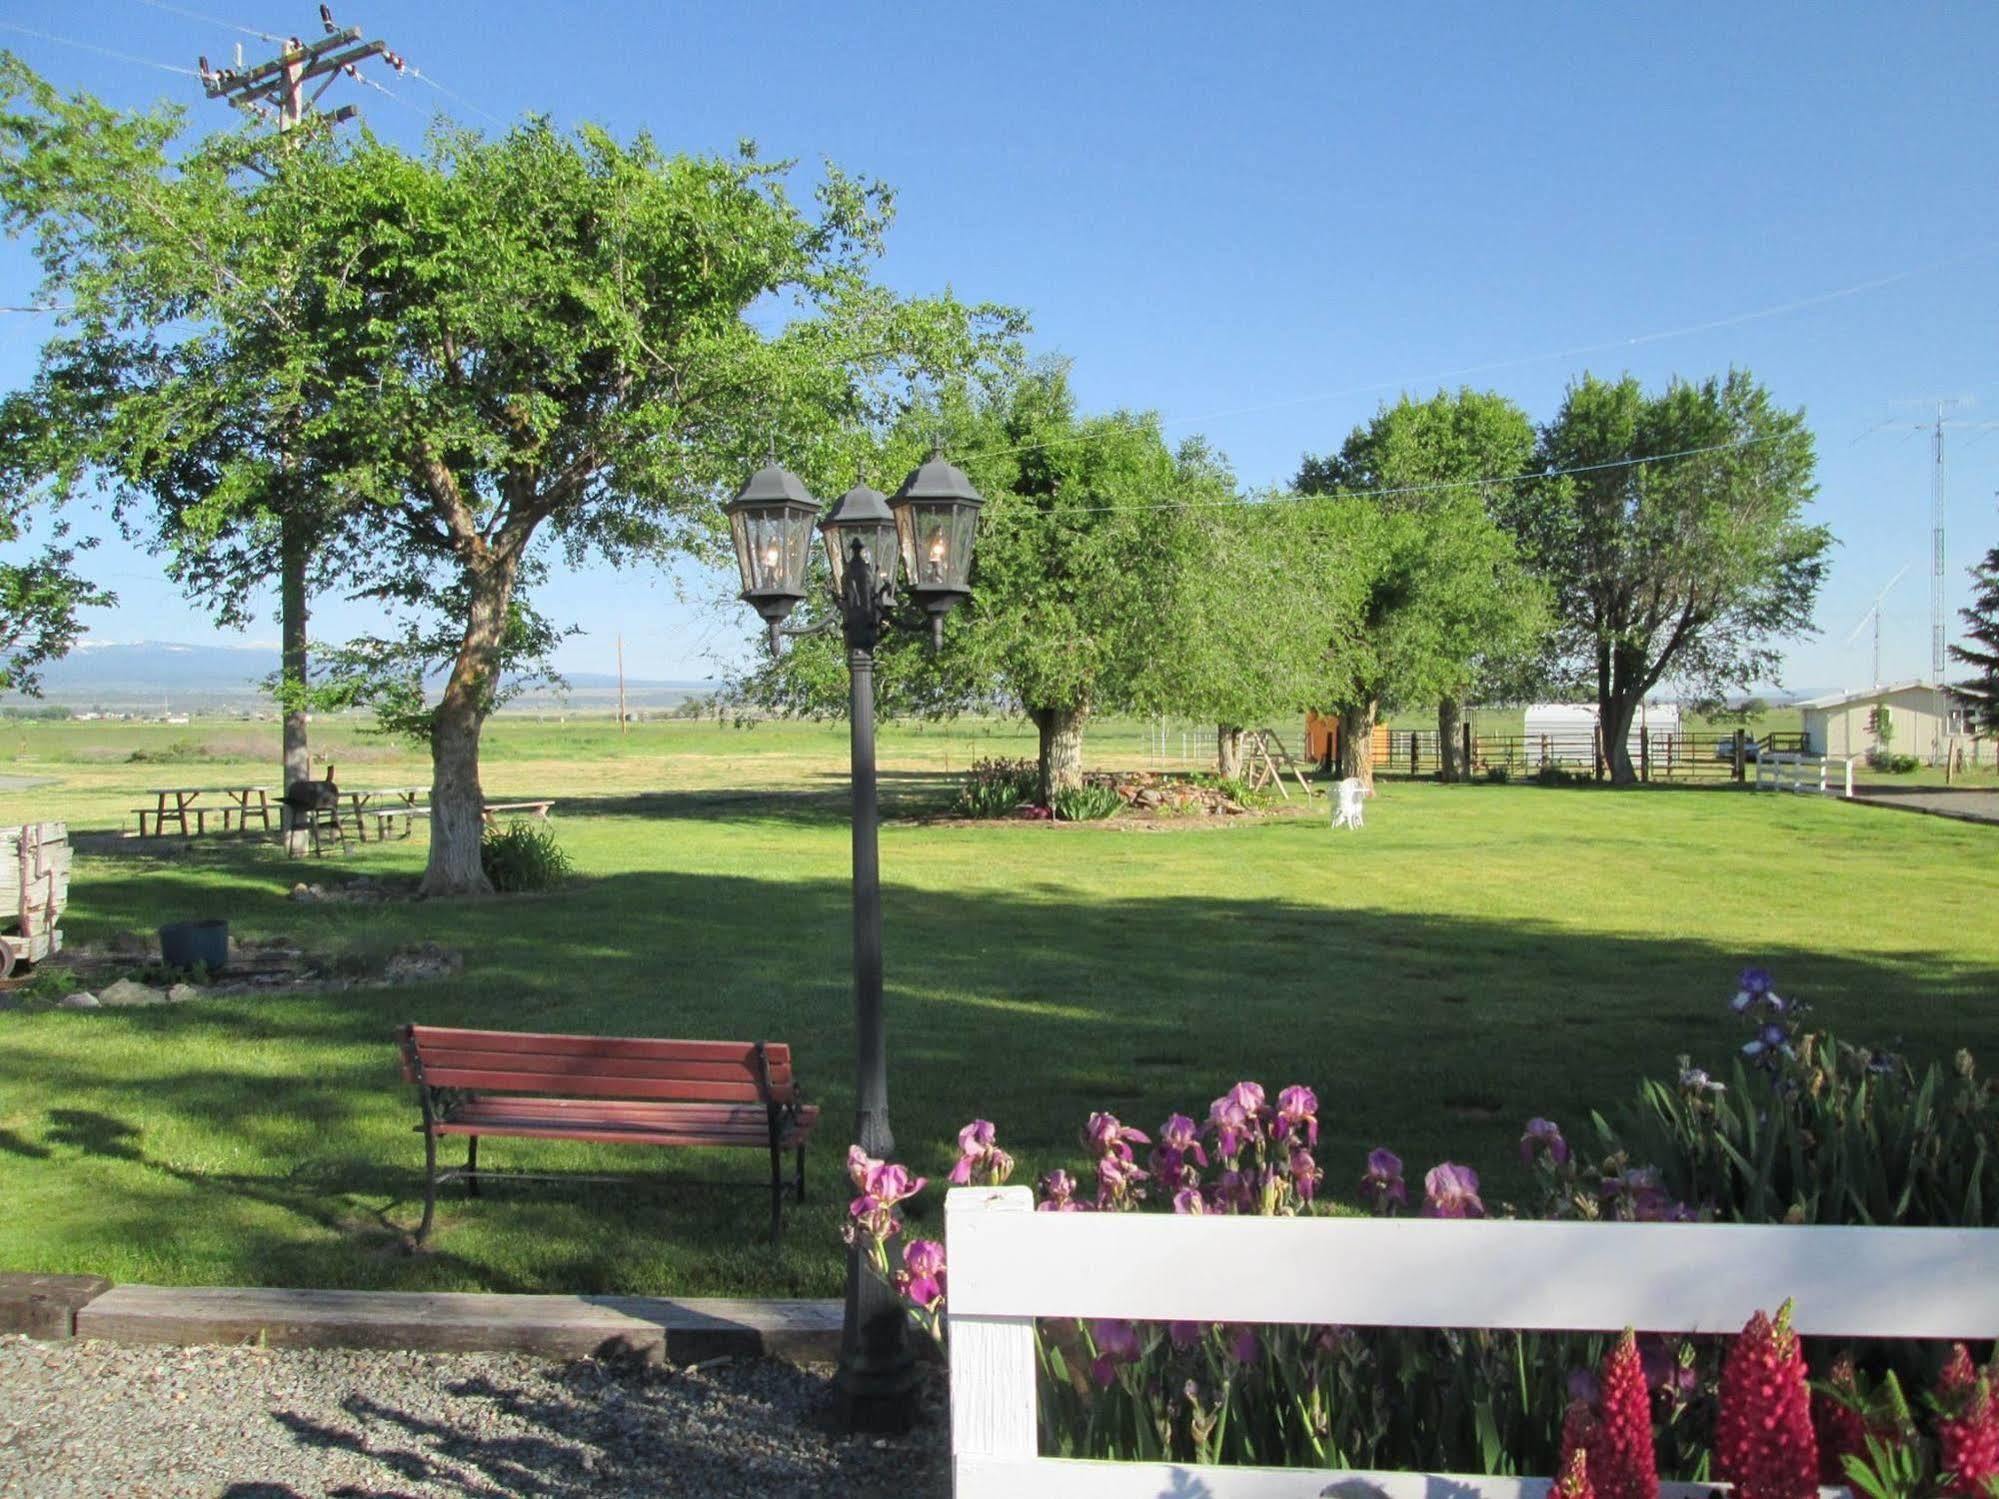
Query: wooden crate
1 821 69 975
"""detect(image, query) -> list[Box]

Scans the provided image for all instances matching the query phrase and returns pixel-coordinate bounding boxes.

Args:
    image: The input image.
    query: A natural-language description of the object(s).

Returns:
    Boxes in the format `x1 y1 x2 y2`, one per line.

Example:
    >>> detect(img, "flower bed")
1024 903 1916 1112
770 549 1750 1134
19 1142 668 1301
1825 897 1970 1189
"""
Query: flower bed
848 970 1999 1488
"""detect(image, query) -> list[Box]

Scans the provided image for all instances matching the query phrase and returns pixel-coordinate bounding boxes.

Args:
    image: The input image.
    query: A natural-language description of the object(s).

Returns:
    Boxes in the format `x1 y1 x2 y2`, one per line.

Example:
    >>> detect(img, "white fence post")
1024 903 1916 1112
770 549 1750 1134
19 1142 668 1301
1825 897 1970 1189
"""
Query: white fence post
948 1186 1037 1483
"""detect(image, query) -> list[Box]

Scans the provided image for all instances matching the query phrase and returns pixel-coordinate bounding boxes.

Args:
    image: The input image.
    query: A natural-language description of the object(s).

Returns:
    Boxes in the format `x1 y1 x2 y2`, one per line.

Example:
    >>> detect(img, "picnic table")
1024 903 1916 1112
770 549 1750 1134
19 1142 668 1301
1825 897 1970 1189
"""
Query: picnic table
339 787 429 842
135 787 273 838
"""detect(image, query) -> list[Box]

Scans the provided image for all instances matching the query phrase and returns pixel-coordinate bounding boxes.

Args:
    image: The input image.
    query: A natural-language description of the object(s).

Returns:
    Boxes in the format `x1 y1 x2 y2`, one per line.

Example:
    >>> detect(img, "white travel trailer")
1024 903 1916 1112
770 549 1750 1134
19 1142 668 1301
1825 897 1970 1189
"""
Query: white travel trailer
1520 701 1681 767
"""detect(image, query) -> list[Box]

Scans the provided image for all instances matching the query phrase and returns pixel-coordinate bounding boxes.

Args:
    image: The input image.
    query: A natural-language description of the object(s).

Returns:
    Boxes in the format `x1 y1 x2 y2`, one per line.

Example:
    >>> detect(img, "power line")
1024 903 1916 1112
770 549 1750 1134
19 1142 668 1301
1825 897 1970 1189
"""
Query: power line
125 0 284 45
965 240 1999 467
407 65 507 129
0 20 202 77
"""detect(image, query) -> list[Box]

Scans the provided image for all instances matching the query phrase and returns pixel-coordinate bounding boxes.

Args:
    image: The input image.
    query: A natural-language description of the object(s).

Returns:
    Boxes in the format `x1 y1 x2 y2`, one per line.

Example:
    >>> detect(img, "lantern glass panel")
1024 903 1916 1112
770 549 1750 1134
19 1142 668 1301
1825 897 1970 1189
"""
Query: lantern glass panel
731 505 813 597
824 518 901 594
895 500 978 593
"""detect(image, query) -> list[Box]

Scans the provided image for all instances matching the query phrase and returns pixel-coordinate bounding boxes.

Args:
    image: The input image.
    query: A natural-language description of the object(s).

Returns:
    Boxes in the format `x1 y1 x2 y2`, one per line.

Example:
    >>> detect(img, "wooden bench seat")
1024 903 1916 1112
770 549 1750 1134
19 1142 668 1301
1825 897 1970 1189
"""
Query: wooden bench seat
397 1025 818 1244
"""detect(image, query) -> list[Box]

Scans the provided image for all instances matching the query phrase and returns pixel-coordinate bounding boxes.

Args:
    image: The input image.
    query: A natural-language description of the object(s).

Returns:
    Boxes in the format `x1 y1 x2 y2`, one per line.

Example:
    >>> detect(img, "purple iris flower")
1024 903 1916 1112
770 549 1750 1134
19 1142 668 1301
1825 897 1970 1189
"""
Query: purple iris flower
1678 1066 1725 1094
896 1238 947 1310
1172 1185 1206 1215
1519 1117 1570 1165
1360 1148 1407 1213
1089 1319 1142 1386
1421 1162 1485 1219
1037 1168 1081 1212
1288 1148 1321 1202
1206 1084 1265 1159
948 1118 1014 1186
1168 1320 1206 1350
1566 1367 1600 1405
1227 1325 1261 1365
1739 967 1774 997
1159 1113 1208 1165
1086 1111 1149 1160
1277 1086 1319 1146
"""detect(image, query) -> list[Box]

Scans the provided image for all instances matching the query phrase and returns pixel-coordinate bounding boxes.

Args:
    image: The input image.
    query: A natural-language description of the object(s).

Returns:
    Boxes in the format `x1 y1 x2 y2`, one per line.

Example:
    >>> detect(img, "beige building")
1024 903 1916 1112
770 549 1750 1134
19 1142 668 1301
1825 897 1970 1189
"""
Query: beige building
1798 681 1971 760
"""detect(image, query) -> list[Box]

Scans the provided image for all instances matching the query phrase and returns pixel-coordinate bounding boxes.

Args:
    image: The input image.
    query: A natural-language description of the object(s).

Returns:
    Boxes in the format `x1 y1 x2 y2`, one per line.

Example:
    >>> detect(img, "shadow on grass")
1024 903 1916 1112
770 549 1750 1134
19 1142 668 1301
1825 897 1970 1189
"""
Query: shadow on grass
6 853 1996 1294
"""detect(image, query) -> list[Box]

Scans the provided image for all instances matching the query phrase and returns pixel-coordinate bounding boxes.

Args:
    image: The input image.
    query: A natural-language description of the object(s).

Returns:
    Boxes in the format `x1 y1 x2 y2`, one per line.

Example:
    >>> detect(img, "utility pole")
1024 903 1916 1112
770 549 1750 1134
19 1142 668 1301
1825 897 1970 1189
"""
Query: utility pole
196 7 406 851
1868 401 1999 763
616 633 628 736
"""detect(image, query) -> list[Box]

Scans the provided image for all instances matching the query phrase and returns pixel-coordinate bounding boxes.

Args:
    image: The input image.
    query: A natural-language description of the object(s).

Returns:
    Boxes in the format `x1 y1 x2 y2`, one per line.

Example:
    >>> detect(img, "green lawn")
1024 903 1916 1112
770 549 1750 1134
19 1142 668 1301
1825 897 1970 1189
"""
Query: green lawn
1 717 1994 1299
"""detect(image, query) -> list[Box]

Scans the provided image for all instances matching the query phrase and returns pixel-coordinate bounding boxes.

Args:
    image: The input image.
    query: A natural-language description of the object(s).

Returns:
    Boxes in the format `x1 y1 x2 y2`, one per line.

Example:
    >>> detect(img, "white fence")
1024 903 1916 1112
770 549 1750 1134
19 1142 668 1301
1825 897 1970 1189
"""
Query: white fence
1754 752 1856 797
945 1185 1999 1499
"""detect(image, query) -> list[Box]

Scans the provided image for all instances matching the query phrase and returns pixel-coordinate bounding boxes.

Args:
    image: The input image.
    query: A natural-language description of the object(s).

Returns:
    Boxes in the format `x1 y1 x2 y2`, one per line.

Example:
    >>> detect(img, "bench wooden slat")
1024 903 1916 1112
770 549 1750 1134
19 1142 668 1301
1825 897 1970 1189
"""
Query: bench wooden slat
416 1047 792 1089
447 1098 814 1127
410 1027 787 1067
416 1066 778 1103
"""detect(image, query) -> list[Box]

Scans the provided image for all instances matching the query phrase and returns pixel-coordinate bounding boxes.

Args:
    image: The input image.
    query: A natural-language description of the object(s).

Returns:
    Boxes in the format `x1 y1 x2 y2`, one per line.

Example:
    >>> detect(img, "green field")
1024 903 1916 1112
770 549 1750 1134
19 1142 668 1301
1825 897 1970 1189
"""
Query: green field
1 716 1994 1299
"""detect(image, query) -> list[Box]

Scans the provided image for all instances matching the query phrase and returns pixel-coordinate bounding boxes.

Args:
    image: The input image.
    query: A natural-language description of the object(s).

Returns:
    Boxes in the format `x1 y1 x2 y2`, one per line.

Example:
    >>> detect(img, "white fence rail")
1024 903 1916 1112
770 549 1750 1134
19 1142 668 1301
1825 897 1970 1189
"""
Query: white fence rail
945 1185 1999 1499
1755 752 1856 797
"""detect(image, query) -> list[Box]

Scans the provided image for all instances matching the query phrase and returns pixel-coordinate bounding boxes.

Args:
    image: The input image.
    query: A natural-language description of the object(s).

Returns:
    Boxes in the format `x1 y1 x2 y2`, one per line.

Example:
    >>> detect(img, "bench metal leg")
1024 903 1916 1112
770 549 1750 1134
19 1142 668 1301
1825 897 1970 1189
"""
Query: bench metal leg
768 1136 784 1244
465 1135 480 1198
416 1127 438 1244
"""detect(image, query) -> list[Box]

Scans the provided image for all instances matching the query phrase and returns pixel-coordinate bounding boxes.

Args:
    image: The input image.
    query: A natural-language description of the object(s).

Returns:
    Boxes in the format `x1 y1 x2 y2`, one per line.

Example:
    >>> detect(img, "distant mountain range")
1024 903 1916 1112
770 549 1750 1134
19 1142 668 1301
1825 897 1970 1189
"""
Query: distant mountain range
2 641 713 710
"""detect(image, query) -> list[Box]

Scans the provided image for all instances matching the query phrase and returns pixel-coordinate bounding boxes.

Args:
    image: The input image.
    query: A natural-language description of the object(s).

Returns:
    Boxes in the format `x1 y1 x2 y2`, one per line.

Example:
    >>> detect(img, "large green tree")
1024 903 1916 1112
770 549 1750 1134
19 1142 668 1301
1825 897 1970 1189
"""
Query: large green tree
1951 521 1999 735
0 58 1017 890
0 512 110 695
1138 486 1372 778
0 59 369 848
1504 370 1828 784
1297 390 1548 786
1299 389 1543 780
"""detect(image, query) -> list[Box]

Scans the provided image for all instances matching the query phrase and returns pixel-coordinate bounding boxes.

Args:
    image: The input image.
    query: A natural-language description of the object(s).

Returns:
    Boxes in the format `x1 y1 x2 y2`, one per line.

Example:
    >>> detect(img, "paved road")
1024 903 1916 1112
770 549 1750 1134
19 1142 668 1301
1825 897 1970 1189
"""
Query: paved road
1848 784 1999 826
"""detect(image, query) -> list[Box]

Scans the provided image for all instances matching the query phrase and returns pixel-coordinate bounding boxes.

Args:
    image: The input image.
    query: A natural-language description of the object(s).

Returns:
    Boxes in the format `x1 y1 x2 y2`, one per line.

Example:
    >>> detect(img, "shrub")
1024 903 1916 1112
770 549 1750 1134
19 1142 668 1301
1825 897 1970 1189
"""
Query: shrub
1865 749 1920 774
1485 765 1511 784
1051 783 1123 821
479 819 573 892
1597 970 1997 1227
1536 762 1579 785
953 756 1038 818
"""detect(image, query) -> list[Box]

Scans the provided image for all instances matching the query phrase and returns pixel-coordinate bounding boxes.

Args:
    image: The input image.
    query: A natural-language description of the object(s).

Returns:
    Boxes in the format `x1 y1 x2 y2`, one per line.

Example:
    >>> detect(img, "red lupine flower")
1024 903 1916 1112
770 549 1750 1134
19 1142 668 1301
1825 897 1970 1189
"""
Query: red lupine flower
1717 1304 1818 1499
1935 1343 1999 1498
1554 1446 1596 1499
1812 1353 1870 1485
1590 1329 1660 1499
1559 1397 1600 1484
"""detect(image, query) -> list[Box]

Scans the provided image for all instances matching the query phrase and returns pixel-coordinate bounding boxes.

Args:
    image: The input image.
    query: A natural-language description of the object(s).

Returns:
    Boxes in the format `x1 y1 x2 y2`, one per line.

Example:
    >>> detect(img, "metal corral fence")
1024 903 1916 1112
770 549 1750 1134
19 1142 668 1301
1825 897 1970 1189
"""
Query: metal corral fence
1378 727 1808 782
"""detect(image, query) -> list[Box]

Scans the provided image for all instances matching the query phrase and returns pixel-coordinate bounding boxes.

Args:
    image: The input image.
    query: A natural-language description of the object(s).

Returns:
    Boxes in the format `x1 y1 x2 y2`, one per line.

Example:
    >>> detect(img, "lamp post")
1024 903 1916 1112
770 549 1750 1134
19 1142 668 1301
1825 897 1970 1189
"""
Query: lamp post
724 447 983 1431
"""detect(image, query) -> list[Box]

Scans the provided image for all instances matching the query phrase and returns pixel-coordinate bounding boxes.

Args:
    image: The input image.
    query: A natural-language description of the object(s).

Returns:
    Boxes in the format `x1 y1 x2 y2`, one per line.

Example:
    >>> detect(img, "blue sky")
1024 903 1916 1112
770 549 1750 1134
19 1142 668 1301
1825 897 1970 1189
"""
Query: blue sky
3 2 1996 693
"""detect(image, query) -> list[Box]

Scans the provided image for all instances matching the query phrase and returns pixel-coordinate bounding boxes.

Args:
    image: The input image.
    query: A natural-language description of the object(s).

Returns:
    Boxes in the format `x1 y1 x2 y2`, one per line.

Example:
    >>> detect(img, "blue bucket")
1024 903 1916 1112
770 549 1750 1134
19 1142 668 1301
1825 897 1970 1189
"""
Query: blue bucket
159 919 229 973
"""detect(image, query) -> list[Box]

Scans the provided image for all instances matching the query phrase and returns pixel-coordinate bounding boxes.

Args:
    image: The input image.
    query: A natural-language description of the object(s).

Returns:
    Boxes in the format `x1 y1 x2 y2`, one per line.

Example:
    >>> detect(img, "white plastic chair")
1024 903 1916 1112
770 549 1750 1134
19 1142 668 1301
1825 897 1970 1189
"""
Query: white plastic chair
1332 777 1365 829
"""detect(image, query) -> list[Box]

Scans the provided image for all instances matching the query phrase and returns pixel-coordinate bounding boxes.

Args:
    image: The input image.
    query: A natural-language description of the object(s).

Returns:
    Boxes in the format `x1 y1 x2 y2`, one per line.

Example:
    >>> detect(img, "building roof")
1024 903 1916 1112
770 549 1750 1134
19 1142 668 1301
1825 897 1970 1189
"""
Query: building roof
1795 680 1965 710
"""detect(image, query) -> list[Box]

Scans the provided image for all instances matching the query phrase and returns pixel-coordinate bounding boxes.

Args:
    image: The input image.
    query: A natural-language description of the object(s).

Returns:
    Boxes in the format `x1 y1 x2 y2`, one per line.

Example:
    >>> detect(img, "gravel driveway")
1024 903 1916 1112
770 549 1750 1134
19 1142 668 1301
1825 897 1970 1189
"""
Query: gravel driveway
0 1336 949 1498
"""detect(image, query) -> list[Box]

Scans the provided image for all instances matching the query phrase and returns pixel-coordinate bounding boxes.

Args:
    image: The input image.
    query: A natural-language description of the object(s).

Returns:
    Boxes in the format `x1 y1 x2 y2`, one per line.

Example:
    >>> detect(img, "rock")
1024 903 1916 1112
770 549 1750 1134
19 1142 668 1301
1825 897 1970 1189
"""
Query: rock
384 943 464 984
98 978 164 1007
289 882 314 902
166 983 201 1004
59 992 99 1009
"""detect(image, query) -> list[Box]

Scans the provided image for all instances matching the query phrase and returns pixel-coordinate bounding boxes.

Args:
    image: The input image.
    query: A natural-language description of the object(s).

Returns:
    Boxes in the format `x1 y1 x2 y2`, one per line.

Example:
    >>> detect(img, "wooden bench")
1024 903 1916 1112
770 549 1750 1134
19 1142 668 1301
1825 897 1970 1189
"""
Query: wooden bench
396 1025 819 1245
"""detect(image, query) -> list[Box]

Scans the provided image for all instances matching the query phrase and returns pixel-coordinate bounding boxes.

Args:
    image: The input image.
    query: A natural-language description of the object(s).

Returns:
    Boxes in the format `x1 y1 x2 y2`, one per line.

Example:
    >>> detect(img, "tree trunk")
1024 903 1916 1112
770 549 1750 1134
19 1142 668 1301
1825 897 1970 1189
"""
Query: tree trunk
422 554 518 896
1437 696 1463 783
1597 681 1641 785
1216 724 1245 779
1031 704 1086 804
1336 700 1377 791
279 512 312 856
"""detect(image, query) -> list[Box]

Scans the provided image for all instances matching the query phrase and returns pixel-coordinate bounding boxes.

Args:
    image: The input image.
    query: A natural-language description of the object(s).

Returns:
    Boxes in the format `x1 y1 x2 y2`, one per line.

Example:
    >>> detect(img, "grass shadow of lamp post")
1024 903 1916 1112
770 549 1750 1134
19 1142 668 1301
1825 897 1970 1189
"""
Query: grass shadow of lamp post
724 447 983 1432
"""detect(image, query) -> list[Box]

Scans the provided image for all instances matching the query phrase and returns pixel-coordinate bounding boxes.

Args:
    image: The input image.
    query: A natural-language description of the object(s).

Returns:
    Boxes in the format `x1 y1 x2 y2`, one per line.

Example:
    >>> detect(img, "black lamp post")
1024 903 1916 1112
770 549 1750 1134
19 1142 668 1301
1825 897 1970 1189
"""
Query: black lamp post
724 448 983 1431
